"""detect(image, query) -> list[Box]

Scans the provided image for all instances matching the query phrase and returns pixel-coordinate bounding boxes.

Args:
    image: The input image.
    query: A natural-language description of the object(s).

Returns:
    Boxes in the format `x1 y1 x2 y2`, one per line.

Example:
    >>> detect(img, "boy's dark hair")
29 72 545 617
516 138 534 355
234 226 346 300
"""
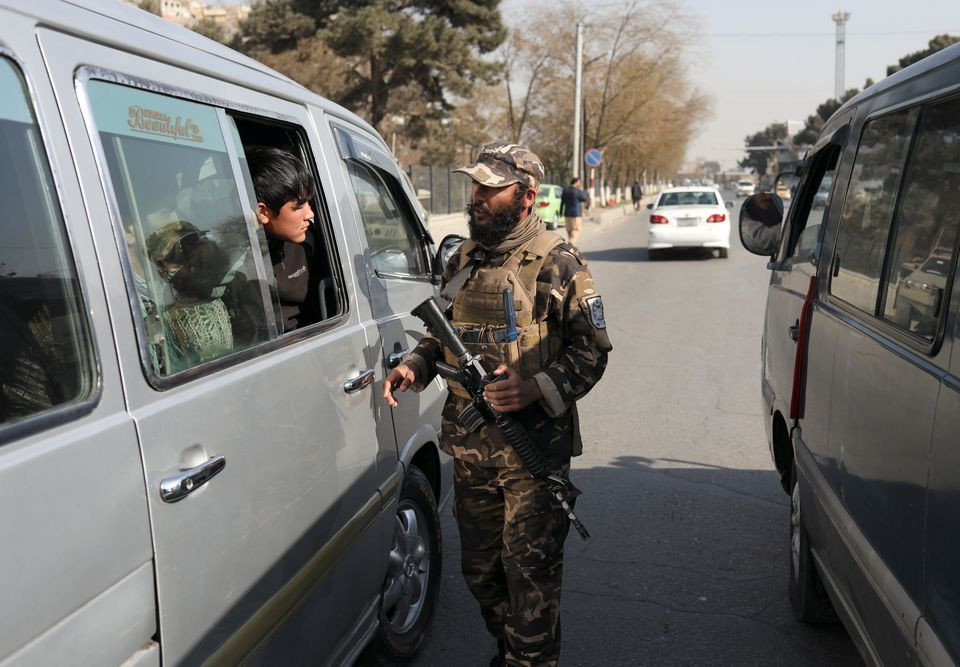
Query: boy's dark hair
570 177 580 185
246 146 315 213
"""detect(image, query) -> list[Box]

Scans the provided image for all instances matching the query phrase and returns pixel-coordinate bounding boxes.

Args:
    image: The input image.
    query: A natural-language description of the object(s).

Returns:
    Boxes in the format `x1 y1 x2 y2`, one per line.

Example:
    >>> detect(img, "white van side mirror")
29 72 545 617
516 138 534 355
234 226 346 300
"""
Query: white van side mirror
739 193 784 257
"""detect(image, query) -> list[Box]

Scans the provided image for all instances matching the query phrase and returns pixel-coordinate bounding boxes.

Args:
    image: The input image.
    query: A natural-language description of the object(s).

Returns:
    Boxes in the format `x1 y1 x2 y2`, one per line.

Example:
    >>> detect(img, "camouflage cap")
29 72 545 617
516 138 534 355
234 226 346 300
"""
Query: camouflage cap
454 142 544 190
146 220 202 264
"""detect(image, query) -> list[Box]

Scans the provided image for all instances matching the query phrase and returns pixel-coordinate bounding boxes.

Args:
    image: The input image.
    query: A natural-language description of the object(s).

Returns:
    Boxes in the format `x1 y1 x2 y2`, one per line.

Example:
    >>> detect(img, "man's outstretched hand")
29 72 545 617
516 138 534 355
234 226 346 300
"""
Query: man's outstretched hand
383 363 416 407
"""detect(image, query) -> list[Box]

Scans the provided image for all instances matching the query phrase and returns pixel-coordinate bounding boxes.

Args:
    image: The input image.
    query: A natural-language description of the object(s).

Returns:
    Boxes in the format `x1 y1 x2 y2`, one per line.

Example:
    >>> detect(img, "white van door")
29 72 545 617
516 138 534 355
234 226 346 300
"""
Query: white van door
0 40 155 666
39 27 385 664
329 123 446 461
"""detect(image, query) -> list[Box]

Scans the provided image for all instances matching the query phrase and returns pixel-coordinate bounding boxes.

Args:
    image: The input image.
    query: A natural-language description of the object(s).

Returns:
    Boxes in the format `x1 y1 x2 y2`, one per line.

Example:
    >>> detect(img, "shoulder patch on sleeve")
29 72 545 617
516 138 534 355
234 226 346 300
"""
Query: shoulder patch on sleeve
585 295 606 329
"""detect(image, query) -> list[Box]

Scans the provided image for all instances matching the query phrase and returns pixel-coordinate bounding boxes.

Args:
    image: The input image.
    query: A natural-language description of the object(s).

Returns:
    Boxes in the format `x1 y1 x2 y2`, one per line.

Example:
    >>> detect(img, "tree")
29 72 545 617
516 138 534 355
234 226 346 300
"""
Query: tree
139 0 161 16
486 1 709 183
887 34 960 76
234 0 317 54
792 83 867 146
324 1 506 132
191 18 227 44
739 123 786 176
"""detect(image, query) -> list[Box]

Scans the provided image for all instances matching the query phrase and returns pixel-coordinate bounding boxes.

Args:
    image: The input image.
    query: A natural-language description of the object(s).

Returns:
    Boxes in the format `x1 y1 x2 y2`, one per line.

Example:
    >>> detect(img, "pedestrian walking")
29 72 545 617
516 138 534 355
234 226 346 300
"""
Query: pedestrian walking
559 177 589 246
383 142 612 666
631 180 643 210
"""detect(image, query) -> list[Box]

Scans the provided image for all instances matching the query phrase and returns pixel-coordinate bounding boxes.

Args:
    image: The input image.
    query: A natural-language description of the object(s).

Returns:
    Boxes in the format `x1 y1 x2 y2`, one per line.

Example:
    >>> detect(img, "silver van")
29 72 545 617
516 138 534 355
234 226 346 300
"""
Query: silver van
0 1 451 664
741 41 960 666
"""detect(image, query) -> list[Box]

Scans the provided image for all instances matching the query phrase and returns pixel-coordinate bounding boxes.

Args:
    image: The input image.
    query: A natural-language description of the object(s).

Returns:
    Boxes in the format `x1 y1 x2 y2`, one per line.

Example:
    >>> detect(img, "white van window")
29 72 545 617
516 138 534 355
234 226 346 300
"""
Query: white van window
345 160 427 276
882 97 960 340
830 109 916 313
0 58 93 425
86 81 274 376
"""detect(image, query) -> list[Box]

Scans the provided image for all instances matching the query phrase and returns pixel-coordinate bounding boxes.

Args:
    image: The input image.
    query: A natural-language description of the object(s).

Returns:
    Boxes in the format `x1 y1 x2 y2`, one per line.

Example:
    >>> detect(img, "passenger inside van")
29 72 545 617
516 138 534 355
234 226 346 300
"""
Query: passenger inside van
246 146 328 332
145 221 235 370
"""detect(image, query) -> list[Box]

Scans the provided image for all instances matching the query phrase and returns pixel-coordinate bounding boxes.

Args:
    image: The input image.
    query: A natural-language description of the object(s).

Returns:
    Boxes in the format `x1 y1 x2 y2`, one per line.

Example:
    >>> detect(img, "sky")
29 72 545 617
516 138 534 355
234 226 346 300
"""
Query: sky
496 0 960 171
661 0 960 170
217 0 958 172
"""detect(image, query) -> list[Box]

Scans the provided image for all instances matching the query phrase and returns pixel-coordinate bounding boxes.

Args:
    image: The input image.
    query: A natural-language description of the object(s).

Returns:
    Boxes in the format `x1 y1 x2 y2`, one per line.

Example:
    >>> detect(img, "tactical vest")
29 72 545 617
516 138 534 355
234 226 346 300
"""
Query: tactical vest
443 231 565 399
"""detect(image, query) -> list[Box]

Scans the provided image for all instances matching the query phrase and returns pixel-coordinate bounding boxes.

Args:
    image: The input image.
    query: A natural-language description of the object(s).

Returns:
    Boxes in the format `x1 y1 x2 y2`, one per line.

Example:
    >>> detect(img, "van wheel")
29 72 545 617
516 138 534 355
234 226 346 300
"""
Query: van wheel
718 248 729 258
376 465 442 660
789 468 837 623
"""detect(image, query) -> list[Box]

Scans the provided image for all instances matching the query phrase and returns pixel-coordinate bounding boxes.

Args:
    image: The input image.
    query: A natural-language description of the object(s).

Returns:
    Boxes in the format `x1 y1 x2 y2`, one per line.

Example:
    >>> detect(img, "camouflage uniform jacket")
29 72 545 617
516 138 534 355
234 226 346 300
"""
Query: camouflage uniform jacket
404 231 612 466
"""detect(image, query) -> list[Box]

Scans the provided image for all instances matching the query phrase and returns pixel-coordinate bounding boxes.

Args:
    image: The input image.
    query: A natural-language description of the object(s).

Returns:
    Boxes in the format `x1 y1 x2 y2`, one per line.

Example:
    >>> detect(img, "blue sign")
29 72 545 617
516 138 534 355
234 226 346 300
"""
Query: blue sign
584 148 603 167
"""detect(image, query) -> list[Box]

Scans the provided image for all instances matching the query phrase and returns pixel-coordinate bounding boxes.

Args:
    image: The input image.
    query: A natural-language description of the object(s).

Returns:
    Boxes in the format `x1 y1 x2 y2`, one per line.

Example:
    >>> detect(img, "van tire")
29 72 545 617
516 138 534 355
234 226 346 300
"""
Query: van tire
788 468 837 623
376 464 442 660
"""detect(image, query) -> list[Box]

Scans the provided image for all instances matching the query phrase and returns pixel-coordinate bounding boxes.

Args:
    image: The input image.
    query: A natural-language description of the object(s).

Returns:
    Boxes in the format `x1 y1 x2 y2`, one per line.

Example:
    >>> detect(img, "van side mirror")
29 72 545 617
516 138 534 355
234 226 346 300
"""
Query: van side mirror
646 203 653 209
434 234 465 277
739 193 784 258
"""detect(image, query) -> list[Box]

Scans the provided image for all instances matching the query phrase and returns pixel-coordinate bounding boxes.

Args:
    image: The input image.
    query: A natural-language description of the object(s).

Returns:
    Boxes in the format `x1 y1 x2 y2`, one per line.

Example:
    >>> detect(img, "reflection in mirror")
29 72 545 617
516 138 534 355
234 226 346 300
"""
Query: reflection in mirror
739 193 784 257
435 234 465 275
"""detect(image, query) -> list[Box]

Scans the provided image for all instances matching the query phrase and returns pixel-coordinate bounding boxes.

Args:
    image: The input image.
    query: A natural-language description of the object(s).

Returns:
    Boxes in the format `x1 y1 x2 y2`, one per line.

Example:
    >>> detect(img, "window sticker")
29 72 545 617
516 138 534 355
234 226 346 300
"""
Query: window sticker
86 80 226 153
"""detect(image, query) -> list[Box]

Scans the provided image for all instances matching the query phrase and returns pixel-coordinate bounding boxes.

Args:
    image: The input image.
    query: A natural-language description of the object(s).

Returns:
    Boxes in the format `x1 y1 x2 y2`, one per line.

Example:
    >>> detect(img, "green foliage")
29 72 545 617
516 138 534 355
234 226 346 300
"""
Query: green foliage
234 0 504 134
324 1 505 130
139 0 161 16
235 0 317 54
739 123 786 175
887 34 960 76
792 85 864 146
191 18 227 44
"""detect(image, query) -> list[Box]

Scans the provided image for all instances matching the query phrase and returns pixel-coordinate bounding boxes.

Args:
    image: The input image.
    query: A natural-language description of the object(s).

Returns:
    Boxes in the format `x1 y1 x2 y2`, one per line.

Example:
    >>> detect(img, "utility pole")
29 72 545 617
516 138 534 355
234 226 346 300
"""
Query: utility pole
832 11 850 100
571 22 584 180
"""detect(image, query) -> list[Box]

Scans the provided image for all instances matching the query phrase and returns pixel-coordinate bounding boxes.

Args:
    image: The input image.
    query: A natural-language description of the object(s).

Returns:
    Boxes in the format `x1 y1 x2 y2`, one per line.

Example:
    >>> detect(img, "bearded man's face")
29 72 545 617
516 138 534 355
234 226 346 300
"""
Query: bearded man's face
466 183 527 247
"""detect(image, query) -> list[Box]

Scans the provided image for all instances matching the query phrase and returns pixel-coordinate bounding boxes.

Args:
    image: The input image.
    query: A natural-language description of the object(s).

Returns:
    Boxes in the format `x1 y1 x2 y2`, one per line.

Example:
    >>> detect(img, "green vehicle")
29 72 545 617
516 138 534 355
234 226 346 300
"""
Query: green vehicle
535 183 563 230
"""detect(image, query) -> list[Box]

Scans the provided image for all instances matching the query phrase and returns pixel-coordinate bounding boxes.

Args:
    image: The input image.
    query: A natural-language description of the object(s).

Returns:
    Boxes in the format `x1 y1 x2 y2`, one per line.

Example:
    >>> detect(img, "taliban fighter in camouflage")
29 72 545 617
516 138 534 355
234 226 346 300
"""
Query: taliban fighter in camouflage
383 142 612 666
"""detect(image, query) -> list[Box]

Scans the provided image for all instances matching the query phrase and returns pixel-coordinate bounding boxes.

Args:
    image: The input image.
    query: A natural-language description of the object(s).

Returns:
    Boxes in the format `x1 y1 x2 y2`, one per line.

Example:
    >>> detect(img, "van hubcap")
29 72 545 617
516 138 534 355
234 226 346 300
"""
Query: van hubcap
382 502 429 634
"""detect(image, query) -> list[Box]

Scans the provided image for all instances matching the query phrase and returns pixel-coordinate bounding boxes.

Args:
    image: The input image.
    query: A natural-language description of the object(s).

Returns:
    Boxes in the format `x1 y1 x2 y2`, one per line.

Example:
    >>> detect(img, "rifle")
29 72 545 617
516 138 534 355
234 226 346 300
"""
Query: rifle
411 294 590 540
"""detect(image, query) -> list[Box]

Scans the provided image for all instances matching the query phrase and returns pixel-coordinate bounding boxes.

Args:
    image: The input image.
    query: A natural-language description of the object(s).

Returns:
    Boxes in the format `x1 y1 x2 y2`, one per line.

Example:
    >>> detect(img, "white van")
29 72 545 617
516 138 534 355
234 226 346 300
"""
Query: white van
0 1 451 664
740 41 960 666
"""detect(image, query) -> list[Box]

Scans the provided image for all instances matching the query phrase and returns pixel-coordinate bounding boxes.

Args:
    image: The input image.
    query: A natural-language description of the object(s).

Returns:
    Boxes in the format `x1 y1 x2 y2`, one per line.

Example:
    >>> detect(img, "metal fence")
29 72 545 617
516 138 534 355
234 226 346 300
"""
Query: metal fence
406 165 473 216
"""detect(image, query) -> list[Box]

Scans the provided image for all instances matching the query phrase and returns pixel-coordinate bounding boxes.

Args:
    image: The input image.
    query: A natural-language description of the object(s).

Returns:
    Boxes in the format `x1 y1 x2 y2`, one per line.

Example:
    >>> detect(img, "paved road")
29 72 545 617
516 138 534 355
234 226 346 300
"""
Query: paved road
377 197 862 666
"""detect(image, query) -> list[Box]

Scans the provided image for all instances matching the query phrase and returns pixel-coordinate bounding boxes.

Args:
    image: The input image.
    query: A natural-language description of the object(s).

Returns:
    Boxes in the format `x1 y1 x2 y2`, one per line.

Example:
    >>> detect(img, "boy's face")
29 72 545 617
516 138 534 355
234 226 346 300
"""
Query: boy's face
258 197 314 243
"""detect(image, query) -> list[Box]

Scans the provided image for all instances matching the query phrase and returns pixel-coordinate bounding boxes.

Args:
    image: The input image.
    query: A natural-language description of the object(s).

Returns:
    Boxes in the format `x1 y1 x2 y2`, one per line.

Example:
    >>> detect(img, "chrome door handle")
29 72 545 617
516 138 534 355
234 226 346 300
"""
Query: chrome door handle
160 455 226 503
788 320 800 342
387 350 409 369
343 368 375 394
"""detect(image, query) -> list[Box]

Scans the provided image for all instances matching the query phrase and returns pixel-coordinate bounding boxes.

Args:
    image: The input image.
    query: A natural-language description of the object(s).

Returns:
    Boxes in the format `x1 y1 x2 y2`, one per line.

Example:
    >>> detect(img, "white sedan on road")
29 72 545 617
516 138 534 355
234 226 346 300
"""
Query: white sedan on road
646 187 734 259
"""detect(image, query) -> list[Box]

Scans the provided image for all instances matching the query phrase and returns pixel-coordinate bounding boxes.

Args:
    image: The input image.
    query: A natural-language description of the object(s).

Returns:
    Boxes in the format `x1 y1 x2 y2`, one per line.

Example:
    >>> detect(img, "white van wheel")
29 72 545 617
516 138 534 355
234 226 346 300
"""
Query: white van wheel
788 469 837 623
377 465 442 659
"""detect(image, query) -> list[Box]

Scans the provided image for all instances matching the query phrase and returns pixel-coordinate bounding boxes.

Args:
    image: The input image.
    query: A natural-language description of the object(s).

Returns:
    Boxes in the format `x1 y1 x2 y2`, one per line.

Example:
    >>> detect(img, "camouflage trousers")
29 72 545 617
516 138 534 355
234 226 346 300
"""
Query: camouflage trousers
453 455 571 666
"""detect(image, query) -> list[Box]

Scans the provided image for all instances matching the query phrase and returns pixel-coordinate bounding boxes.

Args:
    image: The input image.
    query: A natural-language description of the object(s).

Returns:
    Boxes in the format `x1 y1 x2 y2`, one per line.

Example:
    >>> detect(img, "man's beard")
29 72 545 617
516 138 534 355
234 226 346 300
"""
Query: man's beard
466 188 527 248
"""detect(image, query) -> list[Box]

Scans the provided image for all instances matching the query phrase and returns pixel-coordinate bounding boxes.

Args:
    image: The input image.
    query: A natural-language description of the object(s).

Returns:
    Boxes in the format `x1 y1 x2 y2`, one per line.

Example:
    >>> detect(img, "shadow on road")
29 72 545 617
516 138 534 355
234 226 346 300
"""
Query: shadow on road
584 246 721 263
388 455 860 667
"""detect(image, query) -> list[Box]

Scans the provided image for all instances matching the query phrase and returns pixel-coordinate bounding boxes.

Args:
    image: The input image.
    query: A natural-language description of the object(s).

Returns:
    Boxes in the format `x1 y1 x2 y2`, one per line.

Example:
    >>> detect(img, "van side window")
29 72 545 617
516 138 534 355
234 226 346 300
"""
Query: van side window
0 58 93 425
86 81 276 376
830 109 916 313
882 97 960 340
345 160 428 276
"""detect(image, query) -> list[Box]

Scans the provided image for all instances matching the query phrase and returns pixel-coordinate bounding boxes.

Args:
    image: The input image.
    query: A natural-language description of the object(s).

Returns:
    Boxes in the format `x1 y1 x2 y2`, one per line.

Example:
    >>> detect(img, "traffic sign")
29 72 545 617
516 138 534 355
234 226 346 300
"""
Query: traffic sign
584 148 603 167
